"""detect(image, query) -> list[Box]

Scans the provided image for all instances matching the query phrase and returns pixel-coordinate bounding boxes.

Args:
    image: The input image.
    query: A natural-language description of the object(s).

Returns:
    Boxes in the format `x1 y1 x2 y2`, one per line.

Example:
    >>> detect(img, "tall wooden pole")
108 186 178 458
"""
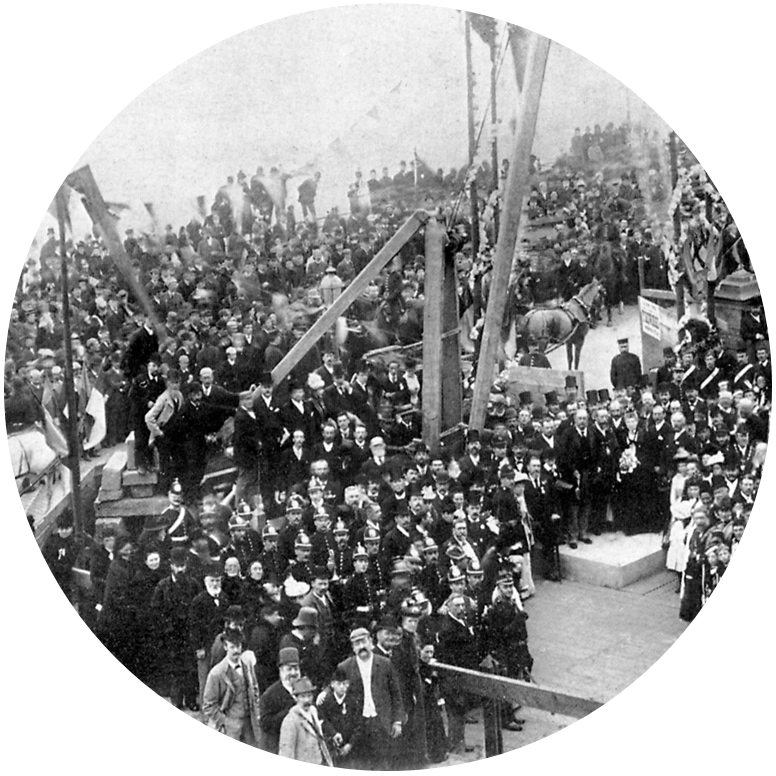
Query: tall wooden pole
55 187 84 539
421 218 447 453
668 131 685 319
490 37 500 241
469 33 550 433
464 13 480 257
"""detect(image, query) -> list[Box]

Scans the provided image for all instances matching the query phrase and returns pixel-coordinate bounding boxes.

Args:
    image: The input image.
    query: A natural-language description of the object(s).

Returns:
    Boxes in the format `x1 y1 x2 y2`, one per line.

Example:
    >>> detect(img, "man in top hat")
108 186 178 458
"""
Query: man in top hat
41 512 78 597
259 647 302 753
544 390 561 418
564 374 579 400
610 337 642 391
457 429 487 491
202 626 260 745
336 627 404 770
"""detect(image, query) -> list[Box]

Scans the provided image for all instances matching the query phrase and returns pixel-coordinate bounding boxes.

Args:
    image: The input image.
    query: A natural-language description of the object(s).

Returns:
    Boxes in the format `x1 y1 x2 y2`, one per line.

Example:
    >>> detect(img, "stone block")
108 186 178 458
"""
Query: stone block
97 488 124 502
125 432 135 470
129 484 156 499
559 532 666 590
101 450 128 492
95 495 170 519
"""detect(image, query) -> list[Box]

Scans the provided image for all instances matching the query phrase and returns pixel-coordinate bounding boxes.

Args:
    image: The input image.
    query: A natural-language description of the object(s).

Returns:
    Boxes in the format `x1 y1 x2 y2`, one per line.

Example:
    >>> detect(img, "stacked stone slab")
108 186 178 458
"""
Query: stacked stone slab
95 433 164 535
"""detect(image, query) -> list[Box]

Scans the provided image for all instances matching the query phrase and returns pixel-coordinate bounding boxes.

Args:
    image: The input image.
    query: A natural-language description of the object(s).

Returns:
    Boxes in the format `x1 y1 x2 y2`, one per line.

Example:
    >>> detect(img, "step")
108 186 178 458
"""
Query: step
559 532 666 590
101 450 128 492
122 469 159 487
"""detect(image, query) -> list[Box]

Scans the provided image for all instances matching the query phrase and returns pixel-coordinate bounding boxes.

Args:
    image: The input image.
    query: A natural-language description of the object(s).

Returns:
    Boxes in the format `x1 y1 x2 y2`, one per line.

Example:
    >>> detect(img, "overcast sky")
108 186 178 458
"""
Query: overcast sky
64 4 667 233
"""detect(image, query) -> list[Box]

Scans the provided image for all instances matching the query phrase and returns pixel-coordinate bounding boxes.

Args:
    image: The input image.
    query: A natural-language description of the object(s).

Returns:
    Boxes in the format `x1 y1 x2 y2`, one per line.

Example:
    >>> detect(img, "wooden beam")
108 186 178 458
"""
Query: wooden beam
433 661 603 719
269 209 430 387
441 237 463 433
64 166 161 332
469 33 551 432
421 217 446 452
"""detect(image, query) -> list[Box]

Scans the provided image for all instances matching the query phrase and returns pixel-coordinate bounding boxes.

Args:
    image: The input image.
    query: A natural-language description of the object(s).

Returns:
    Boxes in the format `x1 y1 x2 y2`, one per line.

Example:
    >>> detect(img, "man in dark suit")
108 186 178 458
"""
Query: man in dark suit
557 408 594 546
122 314 159 379
436 594 480 749
233 391 263 507
337 627 404 770
253 373 285 517
258 647 302 753
610 337 642 391
280 378 318 443
523 454 563 580
198 366 239 431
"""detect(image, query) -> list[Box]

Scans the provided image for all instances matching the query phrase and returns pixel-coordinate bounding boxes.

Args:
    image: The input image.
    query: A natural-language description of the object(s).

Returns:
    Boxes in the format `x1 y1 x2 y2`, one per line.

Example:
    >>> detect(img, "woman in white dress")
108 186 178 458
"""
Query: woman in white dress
665 473 702 592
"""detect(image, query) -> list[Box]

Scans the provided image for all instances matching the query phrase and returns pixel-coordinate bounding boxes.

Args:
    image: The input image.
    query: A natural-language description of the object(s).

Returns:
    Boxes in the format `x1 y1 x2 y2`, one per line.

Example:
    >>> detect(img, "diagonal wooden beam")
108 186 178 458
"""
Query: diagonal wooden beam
433 661 603 719
469 33 551 432
269 209 430 386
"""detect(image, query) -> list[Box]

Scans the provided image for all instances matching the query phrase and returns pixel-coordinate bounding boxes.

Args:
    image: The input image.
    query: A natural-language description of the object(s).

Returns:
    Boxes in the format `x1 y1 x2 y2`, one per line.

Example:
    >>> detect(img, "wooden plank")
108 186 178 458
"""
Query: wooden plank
469 33 551 432
640 288 678 302
433 661 603 719
269 210 430 387
421 217 446 452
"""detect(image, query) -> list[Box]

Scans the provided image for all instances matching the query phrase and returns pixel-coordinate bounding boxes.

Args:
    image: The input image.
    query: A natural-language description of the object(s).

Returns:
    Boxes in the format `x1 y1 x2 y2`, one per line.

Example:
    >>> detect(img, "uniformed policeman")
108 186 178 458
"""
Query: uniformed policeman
482 567 534 730
610 337 642 390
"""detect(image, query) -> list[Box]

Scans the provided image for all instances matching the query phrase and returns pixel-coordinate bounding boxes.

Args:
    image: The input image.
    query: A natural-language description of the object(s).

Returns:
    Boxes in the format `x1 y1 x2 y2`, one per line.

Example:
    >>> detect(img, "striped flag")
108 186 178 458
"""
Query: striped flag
82 370 107 451
42 406 70 459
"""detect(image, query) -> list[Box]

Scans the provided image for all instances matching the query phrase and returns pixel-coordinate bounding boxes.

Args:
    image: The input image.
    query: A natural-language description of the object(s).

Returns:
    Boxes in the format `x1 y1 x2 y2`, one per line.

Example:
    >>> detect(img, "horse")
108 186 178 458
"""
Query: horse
517 279 601 370
8 426 59 494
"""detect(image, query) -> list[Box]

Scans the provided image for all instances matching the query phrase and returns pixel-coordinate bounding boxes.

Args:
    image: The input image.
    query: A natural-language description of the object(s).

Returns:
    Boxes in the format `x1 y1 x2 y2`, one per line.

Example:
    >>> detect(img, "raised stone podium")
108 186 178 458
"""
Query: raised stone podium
558 532 665 589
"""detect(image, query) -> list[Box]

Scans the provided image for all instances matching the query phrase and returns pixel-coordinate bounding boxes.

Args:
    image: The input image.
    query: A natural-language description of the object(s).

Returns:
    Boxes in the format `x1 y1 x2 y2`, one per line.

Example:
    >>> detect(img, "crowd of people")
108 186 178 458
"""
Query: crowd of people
10 128 770 766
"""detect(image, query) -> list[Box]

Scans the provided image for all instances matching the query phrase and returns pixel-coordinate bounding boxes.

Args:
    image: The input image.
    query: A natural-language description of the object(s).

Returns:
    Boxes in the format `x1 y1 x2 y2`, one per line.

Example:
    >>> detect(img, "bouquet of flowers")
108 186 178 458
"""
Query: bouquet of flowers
619 446 640 475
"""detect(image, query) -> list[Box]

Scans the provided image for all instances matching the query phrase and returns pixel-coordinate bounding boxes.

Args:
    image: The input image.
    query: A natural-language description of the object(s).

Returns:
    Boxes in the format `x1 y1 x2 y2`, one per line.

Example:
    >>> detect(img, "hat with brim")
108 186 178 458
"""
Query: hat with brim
292 606 319 629
278 647 300 666
349 627 371 642
291 677 316 696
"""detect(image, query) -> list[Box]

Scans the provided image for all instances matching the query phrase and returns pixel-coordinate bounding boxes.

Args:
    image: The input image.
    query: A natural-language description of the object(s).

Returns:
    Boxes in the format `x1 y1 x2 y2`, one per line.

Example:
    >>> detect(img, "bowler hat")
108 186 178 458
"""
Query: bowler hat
292 607 319 629
278 647 300 666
